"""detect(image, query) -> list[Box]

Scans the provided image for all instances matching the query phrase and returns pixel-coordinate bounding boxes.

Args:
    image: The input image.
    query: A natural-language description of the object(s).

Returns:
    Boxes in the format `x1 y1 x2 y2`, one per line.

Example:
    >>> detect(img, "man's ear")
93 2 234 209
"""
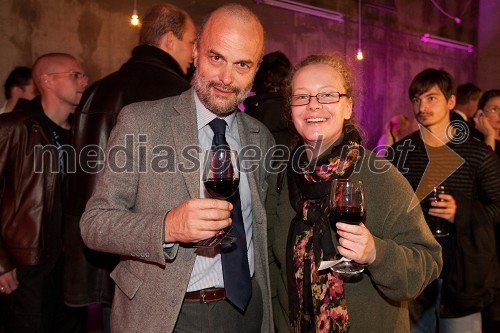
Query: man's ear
38 74 53 91
193 42 199 68
448 95 456 110
158 31 175 53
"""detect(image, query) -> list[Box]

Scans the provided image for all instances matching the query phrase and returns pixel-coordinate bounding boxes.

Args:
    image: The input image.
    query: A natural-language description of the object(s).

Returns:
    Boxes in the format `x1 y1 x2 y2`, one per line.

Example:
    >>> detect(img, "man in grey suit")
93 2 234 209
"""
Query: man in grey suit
80 4 275 333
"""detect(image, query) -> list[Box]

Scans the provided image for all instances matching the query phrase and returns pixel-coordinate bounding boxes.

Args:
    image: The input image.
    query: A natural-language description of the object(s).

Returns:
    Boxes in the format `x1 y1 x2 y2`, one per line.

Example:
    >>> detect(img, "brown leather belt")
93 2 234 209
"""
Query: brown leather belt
184 288 226 303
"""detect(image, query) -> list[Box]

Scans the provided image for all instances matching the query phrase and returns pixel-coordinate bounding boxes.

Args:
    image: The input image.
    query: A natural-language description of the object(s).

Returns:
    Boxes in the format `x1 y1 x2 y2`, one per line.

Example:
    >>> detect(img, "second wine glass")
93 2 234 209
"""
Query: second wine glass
329 179 366 274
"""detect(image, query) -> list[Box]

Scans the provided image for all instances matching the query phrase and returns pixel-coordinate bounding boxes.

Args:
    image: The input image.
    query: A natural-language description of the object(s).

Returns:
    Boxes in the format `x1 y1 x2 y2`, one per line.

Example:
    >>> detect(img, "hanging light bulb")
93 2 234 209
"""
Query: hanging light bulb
130 0 139 26
356 48 364 61
131 9 139 26
356 0 363 61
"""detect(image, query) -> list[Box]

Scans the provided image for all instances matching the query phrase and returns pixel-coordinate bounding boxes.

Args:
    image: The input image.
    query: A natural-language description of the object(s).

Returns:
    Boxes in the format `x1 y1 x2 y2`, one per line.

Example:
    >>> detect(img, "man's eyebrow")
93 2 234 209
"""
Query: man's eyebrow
208 49 225 60
415 92 438 99
235 59 254 66
207 49 254 66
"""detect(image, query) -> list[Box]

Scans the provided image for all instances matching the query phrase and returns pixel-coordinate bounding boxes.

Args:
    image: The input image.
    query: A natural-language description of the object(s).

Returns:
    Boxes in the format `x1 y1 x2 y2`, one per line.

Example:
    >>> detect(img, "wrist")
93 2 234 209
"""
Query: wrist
163 211 171 243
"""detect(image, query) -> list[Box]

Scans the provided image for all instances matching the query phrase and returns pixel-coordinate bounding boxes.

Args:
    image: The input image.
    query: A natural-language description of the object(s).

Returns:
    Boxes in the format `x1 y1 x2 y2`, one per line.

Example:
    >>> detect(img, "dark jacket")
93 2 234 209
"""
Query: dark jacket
0 102 59 274
393 131 500 317
243 92 291 147
63 45 191 306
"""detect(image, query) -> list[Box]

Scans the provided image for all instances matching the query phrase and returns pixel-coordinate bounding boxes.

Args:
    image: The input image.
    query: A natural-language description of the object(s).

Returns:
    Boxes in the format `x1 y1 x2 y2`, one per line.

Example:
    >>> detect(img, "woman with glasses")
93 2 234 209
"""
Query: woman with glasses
474 89 500 332
474 89 500 157
267 54 442 332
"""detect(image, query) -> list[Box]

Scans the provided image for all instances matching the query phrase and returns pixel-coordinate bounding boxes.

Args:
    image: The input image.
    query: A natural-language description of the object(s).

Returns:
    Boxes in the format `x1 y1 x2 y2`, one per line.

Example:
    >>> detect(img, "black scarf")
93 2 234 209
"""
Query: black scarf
286 130 362 333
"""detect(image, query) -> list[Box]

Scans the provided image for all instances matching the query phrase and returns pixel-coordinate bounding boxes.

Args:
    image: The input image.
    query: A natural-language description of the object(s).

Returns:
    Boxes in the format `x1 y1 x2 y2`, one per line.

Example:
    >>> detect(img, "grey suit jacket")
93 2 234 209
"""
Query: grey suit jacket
80 89 275 332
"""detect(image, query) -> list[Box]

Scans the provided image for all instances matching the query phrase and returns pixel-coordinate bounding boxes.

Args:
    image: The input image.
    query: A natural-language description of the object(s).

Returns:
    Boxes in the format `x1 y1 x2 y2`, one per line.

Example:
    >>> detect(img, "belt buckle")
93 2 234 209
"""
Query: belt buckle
200 289 207 304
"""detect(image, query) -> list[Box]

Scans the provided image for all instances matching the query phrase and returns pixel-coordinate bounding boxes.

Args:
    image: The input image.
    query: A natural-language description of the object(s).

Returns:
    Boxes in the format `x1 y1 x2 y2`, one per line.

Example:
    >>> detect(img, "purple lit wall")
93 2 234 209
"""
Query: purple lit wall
478 0 500 90
0 0 488 148
251 1 478 148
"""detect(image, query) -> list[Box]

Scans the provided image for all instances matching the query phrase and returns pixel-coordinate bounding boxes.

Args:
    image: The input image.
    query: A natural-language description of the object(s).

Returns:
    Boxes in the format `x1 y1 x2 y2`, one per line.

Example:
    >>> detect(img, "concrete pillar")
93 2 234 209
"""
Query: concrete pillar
477 0 500 90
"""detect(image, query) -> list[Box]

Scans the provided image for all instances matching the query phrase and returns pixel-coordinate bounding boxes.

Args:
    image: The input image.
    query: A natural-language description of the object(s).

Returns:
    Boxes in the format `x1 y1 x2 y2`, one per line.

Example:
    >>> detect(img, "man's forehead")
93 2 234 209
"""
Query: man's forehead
418 85 444 97
200 30 262 63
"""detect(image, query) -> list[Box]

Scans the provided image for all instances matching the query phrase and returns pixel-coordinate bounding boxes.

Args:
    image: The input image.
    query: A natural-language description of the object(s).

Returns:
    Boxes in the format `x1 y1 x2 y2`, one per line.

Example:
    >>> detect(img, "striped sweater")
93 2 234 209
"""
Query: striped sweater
392 130 500 317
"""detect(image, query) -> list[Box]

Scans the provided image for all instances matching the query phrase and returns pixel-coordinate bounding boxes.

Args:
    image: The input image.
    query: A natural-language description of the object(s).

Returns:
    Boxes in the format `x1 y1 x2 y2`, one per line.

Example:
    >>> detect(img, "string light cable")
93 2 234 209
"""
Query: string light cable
429 0 472 24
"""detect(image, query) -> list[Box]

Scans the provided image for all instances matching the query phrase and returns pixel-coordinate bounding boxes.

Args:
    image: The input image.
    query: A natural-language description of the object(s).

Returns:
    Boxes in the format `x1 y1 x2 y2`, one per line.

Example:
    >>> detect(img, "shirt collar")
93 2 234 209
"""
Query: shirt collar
195 91 237 131
453 109 468 121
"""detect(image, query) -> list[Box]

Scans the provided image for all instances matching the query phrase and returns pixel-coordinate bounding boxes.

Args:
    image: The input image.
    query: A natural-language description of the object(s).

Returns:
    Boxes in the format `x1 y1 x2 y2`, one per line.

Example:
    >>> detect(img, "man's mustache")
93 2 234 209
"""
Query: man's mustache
208 81 240 95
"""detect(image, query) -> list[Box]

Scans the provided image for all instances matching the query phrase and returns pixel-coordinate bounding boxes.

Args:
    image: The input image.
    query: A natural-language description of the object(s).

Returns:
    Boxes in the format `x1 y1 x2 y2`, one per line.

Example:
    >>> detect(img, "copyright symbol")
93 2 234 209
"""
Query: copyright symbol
447 120 469 144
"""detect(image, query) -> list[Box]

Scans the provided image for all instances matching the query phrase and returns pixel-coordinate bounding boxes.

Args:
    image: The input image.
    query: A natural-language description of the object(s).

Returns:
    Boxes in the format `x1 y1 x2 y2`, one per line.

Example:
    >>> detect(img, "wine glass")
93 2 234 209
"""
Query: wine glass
424 185 450 237
329 179 366 274
195 149 239 248
203 149 240 200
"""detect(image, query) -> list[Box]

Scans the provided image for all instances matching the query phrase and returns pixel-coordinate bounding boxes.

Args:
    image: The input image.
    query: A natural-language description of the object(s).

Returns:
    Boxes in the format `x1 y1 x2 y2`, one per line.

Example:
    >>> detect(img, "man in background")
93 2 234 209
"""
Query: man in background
0 66 38 114
392 69 500 333
63 4 196 330
452 82 482 121
0 53 88 333
451 82 482 139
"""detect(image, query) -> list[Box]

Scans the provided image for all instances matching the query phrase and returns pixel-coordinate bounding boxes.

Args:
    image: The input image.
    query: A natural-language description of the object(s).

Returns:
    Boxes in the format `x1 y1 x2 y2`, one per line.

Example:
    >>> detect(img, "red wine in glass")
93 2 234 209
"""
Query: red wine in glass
195 149 240 248
204 178 240 200
330 206 365 225
329 180 366 274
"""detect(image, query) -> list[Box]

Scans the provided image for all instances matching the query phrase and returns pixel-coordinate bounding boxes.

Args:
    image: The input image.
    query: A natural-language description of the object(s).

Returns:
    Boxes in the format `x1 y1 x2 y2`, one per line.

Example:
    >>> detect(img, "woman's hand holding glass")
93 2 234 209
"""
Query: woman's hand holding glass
329 180 376 273
335 221 376 267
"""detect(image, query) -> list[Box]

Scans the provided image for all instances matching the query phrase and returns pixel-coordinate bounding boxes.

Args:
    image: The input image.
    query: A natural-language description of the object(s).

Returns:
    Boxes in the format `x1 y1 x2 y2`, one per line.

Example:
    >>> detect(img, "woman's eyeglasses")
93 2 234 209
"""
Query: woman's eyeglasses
484 106 500 116
290 92 348 106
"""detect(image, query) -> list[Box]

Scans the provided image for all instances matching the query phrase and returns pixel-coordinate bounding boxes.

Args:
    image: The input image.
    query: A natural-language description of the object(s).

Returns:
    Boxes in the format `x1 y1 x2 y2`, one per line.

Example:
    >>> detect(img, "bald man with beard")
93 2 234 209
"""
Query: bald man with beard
80 4 275 333
0 53 88 333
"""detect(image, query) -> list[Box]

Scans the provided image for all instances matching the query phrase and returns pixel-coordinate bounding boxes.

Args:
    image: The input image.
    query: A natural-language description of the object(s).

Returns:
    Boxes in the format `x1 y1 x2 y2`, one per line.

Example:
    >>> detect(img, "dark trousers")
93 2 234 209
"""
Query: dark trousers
0 257 87 333
174 279 263 333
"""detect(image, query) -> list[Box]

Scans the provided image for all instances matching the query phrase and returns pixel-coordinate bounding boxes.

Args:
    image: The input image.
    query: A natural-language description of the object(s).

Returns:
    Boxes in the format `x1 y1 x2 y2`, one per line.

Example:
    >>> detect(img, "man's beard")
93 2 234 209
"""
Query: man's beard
192 71 251 117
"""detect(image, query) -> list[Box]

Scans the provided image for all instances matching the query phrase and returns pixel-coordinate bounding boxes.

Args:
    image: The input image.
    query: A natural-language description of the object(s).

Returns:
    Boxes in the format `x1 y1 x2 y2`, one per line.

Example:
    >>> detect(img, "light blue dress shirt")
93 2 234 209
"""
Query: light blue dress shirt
187 91 255 292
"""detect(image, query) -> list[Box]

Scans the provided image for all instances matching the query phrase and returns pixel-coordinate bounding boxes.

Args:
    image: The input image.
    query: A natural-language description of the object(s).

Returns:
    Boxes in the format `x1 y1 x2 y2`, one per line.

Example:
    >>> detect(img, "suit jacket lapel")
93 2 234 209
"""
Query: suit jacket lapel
169 89 200 199
236 113 264 224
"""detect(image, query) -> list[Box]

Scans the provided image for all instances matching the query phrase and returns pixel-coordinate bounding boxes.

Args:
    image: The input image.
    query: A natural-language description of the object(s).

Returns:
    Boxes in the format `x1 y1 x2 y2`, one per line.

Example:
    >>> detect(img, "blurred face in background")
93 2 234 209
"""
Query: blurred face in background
44 59 88 111
390 114 411 135
19 79 38 100
483 96 500 131
170 18 196 74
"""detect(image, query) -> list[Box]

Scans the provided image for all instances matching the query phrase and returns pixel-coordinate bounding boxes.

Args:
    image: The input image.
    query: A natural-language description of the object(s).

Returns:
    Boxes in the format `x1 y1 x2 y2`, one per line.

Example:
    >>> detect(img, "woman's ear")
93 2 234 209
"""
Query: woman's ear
344 99 353 120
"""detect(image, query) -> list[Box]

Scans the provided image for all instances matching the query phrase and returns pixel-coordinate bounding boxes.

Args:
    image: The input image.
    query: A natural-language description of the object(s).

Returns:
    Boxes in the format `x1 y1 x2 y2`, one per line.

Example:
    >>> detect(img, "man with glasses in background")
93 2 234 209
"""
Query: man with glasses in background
0 53 88 333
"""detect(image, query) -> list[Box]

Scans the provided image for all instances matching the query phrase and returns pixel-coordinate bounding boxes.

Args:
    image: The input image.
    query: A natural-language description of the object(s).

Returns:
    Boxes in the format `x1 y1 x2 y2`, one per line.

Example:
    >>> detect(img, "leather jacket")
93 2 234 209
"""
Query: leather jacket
0 106 58 275
63 45 191 306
